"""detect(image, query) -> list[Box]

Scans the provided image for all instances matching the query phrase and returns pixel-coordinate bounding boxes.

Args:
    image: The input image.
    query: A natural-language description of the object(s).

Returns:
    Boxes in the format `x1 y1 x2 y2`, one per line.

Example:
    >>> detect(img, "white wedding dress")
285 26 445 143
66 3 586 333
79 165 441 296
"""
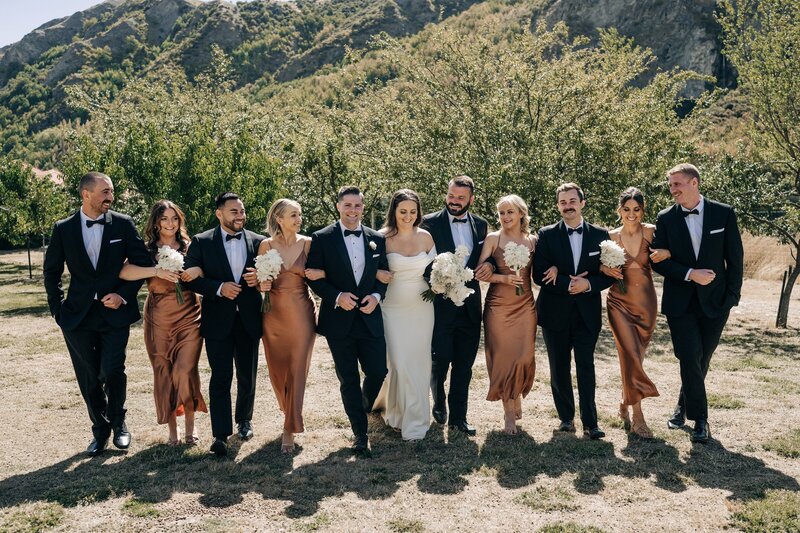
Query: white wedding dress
376 249 435 440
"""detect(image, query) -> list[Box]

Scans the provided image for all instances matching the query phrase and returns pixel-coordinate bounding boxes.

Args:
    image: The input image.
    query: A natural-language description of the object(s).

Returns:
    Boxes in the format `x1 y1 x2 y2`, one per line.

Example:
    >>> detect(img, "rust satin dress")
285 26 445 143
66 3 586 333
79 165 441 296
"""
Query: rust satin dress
484 241 537 401
606 233 660 405
261 249 316 433
143 276 207 424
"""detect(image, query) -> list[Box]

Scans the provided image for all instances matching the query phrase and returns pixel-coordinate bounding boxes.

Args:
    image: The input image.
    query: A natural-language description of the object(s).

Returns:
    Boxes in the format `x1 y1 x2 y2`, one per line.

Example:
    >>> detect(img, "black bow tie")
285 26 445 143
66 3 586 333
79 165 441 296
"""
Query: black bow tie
682 209 700 217
344 229 362 238
567 226 583 235
225 232 242 241
452 218 468 224
86 218 106 228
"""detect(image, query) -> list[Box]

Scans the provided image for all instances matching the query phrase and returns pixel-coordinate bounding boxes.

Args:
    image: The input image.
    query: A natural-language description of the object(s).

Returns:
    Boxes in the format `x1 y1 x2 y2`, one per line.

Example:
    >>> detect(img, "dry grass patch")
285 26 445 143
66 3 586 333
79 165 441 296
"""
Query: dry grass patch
730 490 800 532
537 523 607 533
387 517 425 532
515 485 578 512
763 429 800 459
707 393 746 410
121 497 161 518
0 502 64 533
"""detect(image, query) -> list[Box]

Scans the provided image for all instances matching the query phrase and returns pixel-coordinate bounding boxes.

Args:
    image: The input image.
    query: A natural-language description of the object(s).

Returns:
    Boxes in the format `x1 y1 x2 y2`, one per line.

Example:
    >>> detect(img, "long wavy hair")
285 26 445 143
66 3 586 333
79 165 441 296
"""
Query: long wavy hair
383 189 422 237
143 200 191 257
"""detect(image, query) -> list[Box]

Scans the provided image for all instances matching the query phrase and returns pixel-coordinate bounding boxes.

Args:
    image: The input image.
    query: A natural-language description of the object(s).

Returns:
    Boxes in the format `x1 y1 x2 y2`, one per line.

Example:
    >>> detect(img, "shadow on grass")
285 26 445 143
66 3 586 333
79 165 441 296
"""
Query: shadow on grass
1 426 797 519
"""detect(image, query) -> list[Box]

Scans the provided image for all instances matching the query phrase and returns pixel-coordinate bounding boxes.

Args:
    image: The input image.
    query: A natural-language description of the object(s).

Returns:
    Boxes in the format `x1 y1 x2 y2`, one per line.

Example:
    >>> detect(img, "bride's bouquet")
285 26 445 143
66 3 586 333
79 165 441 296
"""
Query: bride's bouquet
155 245 186 304
599 239 627 294
255 249 284 312
503 241 531 296
421 245 475 306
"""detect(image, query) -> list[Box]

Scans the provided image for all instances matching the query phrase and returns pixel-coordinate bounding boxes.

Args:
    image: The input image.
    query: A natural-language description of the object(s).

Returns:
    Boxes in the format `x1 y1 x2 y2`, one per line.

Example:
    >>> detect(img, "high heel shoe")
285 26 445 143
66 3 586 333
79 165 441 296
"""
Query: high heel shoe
618 403 631 431
503 410 518 435
514 396 523 420
631 413 654 439
281 432 295 454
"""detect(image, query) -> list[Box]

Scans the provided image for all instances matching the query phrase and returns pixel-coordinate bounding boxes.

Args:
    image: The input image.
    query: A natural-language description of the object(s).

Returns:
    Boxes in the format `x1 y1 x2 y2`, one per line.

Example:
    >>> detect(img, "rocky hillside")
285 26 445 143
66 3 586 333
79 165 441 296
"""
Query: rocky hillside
0 0 733 163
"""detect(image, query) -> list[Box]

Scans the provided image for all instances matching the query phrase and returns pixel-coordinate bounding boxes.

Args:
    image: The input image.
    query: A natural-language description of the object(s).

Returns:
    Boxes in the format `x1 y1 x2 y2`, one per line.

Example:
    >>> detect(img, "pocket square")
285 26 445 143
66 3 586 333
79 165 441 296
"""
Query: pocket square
709 228 725 234
372 253 380 258
588 251 600 256
478 240 485 245
109 239 122 244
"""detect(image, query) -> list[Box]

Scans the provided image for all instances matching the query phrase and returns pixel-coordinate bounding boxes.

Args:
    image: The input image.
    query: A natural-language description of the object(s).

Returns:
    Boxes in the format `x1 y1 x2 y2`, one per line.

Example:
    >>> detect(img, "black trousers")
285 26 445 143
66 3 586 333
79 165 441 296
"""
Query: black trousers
61 301 130 440
325 314 387 438
666 299 730 421
541 309 600 429
430 306 481 424
204 312 260 439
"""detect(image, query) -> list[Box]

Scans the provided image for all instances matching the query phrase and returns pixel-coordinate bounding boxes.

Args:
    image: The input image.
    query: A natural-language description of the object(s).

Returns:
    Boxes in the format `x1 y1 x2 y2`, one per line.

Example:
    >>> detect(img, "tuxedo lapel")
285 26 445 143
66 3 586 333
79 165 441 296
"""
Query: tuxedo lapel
467 214 481 266
94 212 114 273
69 212 96 273
213 226 235 282
358 229 376 291
575 221 591 275
671 204 697 265
333 222 358 288
556 220 575 274
437 210 456 253
244 230 256 265
696 201 717 263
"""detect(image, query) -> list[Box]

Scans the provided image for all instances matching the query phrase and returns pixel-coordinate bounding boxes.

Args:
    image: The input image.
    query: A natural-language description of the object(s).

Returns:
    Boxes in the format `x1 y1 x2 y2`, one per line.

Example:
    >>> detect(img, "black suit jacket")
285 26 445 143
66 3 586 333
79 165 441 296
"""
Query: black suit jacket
533 220 613 334
651 199 744 318
421 209 488 326
306 222 388 339
183 226 265 340
43 210 151 331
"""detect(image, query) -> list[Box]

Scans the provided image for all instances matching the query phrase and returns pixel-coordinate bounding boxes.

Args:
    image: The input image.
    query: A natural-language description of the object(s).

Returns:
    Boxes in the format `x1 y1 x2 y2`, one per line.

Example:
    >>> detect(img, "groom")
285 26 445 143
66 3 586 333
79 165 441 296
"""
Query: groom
306 185 389 453
533 182 613 439
183 192 264 457
44 171 151 456
421 175 490 436
651 163 743 443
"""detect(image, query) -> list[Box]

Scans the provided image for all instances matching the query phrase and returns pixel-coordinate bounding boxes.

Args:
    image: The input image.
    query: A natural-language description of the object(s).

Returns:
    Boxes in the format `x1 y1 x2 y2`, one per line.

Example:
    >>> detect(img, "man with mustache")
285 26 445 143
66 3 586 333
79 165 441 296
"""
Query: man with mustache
421 175 492 435
44 172 152 456
651 163 743 443
183 192 265 456
533 182 613 439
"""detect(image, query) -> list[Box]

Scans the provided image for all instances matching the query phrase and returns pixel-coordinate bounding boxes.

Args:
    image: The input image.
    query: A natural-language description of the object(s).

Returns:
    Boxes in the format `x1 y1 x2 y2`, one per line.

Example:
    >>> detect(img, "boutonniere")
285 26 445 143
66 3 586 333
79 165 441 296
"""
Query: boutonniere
368 240 377 251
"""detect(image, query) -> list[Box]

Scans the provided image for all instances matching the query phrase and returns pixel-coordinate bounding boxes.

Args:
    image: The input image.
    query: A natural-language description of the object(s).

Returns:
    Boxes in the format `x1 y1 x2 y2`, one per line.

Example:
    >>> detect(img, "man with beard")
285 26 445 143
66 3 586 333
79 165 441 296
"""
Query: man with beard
421 175 492 436
532 182 613 439
44 172 152 456
183 192 265 456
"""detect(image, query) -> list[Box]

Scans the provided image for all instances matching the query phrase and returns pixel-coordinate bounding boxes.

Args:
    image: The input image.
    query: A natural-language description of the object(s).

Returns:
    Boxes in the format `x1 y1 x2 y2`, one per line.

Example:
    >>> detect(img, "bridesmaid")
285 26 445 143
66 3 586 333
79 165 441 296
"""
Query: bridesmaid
601 187 667 438
477 195 538 435
119 200 207 445
257 199 321 454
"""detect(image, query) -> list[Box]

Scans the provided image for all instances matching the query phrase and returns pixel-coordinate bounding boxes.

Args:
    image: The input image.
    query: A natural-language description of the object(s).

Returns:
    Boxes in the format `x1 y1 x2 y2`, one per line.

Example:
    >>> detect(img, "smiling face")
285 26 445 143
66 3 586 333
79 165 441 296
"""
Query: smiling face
497 202 522 231
82 176 114 218
445 184 474 217
216 198 246 234
395 199 418 230
668 172 700 209
618 199 644 228
278 206 302 235
557 188 585 226
337 193 364 230
157 207 180 241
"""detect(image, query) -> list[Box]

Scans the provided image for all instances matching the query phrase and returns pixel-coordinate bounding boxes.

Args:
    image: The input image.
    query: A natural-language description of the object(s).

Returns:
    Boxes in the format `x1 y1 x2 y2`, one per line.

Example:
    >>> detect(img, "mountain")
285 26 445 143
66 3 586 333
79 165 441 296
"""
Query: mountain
0 0 733 164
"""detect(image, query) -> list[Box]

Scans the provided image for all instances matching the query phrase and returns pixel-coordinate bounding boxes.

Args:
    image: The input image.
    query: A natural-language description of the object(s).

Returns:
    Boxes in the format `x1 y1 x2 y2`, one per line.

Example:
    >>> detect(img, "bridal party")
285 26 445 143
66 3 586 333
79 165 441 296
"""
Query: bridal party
43 163 744 457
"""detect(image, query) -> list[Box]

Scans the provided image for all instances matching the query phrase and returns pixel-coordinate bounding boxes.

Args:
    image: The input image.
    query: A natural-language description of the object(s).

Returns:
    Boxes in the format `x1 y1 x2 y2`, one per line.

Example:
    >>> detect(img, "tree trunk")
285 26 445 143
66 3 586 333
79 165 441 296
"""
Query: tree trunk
776 253 800 328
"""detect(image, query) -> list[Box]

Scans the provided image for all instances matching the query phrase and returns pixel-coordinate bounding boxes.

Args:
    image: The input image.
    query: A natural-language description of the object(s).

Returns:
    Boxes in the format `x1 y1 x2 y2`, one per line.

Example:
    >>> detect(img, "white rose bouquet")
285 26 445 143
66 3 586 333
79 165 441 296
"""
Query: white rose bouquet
421 245 475 306
599 239 627 293
503 241 531 296
255 249 284 312
155 245 186 304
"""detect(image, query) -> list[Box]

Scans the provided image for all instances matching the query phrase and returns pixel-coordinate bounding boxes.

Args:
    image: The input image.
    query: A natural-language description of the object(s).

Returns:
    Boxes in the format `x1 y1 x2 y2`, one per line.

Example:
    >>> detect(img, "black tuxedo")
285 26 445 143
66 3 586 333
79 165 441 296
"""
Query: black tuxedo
420 209 488 424
306 222 389 438
651 198 744 421
533 219 613 429
43 209 150 440
183 226 265 438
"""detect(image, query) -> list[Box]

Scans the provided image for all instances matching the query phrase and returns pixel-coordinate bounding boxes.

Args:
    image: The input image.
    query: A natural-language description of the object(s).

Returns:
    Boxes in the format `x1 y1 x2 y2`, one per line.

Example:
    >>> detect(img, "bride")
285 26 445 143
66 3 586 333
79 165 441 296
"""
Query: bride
374 189 436 440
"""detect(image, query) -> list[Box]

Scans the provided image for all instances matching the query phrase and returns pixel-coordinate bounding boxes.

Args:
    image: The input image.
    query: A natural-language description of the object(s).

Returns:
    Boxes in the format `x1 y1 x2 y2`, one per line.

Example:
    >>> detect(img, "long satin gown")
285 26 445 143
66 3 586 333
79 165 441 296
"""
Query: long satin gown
261 249 316 433
606 232 659 405
143 275 207 424
484 242 537 401
375 250 435 440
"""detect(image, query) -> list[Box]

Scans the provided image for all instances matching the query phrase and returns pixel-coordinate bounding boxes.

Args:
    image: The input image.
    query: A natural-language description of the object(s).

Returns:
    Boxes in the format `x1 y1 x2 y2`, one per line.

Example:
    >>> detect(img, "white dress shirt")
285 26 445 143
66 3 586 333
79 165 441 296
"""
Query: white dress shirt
566 218 584 274
682 196 705 259
79 209 104 269
447 212 473 266
222 227 246 282
336 223 381 307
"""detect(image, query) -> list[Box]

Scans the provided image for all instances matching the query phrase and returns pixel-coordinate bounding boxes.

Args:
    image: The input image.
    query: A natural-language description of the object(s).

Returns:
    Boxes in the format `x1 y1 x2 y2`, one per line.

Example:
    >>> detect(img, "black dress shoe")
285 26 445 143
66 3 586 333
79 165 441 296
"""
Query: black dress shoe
449 420 477 436
584 427 606 440
352 434 369 454
210 437 228 456
237 421 253 440
432 408 447 425
690 420 710 443
86 436 109 457
557 420 576 433
667 404 685 429
113 422 131 449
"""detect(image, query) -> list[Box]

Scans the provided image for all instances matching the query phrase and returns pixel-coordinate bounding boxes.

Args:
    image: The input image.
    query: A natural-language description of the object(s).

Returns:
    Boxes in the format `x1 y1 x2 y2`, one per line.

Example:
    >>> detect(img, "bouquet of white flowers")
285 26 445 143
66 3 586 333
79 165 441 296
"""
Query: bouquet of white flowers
503 241 531 296
421 245 475 306
155 245 186 304
599 239 627 294
255 248 284 312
